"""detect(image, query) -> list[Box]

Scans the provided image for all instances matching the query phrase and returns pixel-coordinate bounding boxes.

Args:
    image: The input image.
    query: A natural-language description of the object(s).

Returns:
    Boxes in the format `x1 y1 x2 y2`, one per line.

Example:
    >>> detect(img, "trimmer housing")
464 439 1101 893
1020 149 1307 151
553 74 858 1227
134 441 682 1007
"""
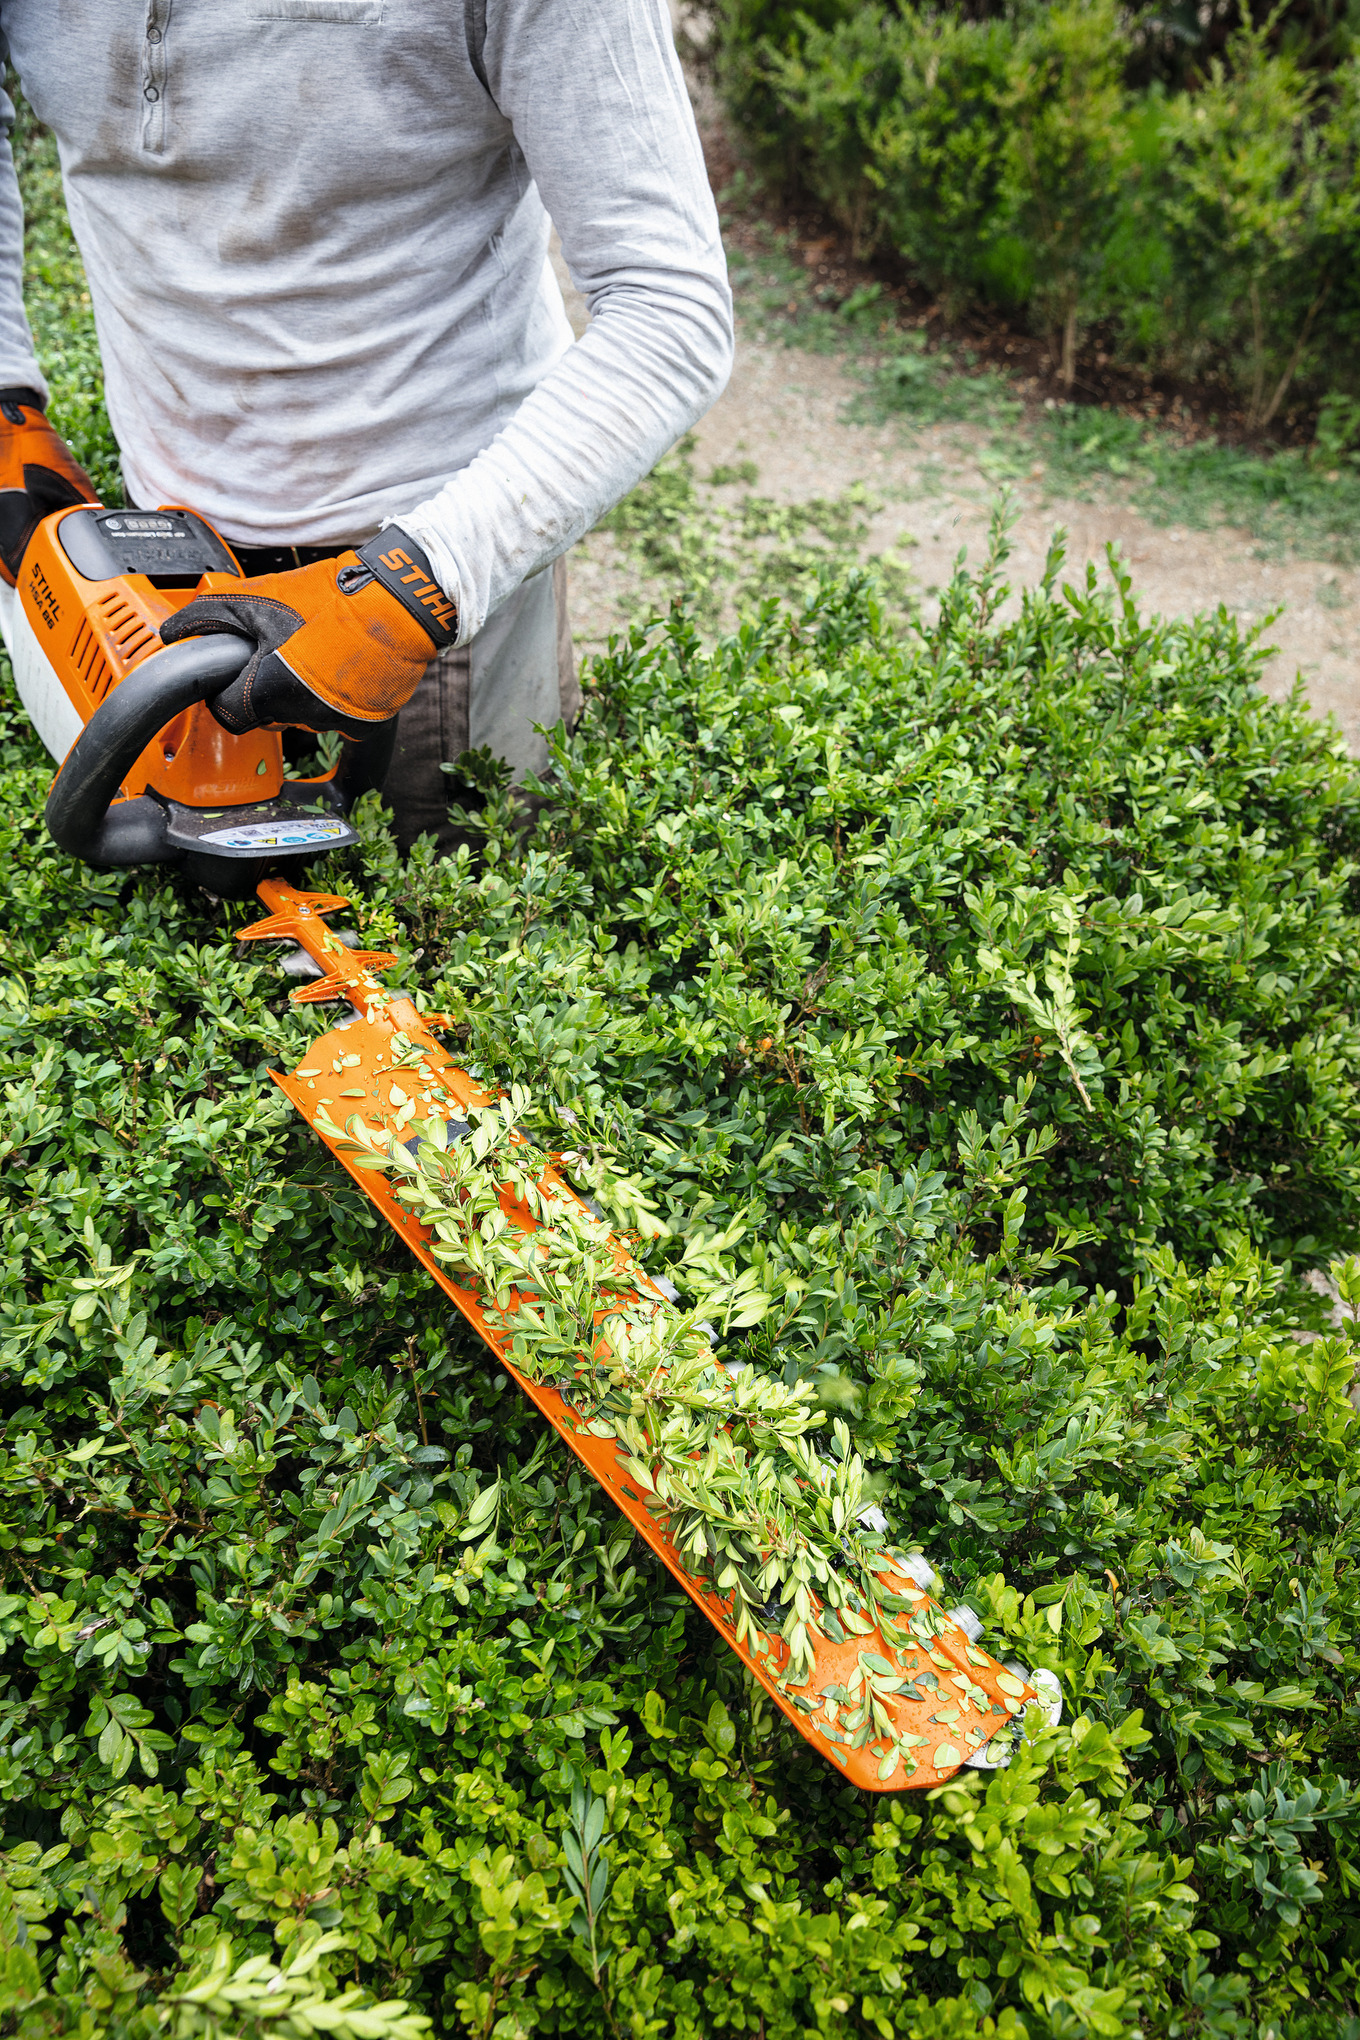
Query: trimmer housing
0 502 393 895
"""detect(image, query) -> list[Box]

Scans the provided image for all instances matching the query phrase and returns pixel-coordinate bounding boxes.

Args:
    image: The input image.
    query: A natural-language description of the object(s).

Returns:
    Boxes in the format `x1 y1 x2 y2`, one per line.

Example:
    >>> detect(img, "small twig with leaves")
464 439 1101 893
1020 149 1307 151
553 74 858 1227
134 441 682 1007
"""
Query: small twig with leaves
564 1777 612 1992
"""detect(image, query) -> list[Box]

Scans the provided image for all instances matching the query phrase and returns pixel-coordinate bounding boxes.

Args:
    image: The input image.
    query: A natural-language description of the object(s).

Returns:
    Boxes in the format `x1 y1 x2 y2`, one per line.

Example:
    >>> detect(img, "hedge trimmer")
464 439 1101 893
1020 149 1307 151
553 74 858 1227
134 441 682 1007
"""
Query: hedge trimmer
1 498 1057 1789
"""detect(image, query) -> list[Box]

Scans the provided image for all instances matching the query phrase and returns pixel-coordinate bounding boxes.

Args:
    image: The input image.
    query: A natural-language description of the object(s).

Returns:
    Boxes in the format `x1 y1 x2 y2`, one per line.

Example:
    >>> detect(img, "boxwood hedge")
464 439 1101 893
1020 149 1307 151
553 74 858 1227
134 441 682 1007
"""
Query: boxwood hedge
3 527 1360 2038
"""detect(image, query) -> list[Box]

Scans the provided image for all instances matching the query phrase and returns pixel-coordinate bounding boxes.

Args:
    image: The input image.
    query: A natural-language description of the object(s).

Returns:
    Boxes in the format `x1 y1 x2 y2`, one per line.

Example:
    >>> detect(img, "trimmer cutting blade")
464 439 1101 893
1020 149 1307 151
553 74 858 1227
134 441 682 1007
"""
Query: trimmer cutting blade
238 879 1040 1789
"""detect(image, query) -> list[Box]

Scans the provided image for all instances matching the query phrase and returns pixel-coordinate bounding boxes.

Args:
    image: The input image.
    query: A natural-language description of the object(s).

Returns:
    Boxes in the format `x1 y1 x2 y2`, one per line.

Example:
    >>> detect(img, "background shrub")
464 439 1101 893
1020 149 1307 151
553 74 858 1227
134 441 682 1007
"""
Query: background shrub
708 0 866 183
757 5 911 257
1155 18 1355 427
762 6 1019 299
710 0 1360 421
1004 0 1129 385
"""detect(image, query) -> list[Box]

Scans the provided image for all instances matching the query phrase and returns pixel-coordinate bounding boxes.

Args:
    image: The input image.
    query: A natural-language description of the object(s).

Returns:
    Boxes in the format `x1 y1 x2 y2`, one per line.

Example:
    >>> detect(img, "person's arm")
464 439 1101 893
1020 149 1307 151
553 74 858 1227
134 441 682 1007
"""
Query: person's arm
165 0 731 740
0 52 97 583
399 0 734 644
0 63 45 400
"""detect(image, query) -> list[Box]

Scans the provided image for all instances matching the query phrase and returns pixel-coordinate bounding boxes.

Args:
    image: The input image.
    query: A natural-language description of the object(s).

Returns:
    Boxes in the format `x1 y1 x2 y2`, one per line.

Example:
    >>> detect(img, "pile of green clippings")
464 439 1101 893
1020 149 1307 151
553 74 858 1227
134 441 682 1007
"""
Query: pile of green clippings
4 532 1360 2038
327 1090 1020 1787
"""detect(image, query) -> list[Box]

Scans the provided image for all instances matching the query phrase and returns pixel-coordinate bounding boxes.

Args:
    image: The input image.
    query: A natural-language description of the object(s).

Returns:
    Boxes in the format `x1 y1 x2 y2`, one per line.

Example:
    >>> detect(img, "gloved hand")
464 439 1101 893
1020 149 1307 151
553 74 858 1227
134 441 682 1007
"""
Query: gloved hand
159 528 458 737
0 388 99 585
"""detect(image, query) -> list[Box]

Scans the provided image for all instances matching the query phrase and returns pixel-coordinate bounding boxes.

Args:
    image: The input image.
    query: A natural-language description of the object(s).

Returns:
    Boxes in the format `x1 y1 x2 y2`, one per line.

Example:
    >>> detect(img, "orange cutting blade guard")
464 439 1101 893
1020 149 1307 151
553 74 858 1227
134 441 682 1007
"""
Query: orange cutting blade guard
244 879 1036 1790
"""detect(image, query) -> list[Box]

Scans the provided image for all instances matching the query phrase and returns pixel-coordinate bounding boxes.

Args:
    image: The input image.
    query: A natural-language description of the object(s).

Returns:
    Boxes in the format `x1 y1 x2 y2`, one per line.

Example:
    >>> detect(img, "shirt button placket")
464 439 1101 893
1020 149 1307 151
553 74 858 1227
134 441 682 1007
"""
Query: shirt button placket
141 1 173 156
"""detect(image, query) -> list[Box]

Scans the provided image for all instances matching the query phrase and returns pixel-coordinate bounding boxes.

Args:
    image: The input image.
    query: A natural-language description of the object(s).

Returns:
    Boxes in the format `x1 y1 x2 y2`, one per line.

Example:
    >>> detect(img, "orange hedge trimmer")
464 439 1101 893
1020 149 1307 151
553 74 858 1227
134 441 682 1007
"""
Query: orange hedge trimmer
0 499 1057 1790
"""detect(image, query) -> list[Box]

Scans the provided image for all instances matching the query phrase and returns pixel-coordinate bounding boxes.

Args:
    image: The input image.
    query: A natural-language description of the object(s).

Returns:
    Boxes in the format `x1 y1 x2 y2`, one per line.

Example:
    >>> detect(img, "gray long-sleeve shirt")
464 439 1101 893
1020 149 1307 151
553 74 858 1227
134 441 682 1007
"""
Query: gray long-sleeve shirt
0 1 732 642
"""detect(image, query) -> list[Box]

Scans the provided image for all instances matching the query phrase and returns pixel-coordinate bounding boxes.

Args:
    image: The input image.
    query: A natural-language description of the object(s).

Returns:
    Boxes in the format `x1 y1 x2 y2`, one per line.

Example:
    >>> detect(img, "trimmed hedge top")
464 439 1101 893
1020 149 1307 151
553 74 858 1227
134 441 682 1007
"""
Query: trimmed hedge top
3 536 1360 2036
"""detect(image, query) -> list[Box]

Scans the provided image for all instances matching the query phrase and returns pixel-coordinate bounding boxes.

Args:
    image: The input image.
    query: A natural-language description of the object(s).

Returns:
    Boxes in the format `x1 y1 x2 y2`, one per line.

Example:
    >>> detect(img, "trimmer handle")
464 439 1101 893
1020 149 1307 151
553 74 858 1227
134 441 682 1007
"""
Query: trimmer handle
45 636 252 866
44 636 395 868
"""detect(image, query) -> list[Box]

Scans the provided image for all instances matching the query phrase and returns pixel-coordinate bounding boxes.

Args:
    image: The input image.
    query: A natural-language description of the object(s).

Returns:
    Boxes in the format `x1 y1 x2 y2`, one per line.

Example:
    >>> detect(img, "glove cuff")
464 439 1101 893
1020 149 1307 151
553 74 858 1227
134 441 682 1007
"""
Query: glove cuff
355 526 458 649
0 387 48 429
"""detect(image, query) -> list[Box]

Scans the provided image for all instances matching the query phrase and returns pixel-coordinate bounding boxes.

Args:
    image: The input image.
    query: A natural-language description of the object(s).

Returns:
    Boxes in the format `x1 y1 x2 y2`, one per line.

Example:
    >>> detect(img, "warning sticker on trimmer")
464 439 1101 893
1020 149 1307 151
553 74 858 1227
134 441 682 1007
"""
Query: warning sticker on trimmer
197 819 352 850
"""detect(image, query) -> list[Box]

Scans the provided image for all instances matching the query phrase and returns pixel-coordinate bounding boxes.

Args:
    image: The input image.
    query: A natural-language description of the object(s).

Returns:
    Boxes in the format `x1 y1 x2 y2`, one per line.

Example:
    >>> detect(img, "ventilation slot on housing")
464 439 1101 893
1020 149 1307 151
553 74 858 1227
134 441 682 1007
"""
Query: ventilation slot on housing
70 618 115 705
94 592 159 671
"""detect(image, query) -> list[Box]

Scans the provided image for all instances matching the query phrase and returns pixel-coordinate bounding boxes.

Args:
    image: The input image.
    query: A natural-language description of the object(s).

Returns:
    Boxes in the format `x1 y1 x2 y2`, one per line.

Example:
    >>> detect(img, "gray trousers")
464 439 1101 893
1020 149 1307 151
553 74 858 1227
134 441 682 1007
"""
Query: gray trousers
383 557 579 852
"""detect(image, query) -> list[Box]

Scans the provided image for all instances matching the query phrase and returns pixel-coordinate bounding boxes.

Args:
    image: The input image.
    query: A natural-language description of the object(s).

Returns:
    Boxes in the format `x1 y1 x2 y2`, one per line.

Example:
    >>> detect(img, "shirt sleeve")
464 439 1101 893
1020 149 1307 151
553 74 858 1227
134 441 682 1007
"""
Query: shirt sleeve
398 0 732 643
0 50 48 401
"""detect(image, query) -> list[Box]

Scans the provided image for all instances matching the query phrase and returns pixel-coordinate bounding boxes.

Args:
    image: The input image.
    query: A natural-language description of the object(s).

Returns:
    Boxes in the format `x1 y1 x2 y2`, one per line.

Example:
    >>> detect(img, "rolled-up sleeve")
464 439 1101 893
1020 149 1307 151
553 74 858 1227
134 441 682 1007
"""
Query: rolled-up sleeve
400 0 732 642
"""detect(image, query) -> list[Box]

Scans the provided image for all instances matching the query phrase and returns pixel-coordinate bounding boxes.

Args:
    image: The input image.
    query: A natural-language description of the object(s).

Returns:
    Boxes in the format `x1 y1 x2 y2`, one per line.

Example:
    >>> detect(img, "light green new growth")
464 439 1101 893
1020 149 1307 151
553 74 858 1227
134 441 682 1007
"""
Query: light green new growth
315 1088 974 1773
164 1929 431 2038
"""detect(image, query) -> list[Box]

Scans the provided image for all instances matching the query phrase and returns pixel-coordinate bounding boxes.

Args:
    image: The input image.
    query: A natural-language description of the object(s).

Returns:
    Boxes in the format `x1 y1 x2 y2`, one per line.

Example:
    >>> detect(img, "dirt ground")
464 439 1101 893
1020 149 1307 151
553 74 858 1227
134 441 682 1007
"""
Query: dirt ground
553 216 1360 754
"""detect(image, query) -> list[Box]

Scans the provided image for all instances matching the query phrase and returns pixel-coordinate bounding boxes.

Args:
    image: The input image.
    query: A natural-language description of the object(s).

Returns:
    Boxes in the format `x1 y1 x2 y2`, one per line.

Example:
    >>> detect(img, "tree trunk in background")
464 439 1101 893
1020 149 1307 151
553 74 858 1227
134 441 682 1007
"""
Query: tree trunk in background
1259 282 1329 432
1248 279 1266 428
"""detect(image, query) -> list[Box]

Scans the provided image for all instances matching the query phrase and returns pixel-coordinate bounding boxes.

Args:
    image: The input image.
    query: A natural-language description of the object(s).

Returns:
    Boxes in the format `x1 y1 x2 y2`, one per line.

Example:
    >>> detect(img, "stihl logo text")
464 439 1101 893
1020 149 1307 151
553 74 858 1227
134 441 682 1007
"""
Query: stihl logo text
378 547 458 632
26 560 61 633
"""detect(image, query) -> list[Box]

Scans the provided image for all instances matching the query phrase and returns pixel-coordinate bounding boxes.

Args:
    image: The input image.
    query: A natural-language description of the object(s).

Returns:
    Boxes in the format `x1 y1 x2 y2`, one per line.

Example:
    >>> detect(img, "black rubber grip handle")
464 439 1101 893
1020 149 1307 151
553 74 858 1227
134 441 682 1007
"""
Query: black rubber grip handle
45 636 252 866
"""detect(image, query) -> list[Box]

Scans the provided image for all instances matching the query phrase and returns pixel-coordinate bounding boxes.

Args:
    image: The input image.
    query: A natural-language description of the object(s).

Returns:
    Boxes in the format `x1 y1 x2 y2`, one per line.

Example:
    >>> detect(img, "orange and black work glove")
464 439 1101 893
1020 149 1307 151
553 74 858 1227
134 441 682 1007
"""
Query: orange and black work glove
159 528 458 739
0 388 99 585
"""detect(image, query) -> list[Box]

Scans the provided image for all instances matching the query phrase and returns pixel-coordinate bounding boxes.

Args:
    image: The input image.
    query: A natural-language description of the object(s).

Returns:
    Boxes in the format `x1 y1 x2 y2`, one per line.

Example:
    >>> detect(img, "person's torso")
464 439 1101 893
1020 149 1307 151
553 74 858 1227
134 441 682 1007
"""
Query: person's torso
2 0 573 542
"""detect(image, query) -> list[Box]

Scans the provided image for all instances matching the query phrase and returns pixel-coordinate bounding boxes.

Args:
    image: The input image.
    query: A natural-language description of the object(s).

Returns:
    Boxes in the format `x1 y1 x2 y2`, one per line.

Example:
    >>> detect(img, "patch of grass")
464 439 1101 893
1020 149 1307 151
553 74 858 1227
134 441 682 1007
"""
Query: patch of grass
855 333 1022 432
726 238 882 357
707 458 759 486
591 433 917 626
724 230 936 364
1033 405 1360 562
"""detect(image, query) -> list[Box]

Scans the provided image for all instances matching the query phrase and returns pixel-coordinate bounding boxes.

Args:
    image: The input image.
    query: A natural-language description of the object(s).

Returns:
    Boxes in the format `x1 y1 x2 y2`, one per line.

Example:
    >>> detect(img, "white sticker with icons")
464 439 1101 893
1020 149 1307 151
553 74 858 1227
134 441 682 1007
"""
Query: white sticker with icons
197 819 351 850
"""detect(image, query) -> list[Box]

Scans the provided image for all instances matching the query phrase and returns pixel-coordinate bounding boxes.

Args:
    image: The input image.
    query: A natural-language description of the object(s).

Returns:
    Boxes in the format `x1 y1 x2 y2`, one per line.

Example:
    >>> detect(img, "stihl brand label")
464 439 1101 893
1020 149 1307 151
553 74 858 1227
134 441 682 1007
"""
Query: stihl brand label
26 560 61 633
377 546 458 636
354 530 458 647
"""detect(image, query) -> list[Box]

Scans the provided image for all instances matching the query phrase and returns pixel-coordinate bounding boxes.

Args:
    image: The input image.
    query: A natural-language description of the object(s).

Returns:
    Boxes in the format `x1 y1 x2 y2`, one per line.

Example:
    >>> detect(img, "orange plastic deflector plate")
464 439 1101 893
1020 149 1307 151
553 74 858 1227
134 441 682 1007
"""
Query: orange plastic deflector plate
243 879 1033 1789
